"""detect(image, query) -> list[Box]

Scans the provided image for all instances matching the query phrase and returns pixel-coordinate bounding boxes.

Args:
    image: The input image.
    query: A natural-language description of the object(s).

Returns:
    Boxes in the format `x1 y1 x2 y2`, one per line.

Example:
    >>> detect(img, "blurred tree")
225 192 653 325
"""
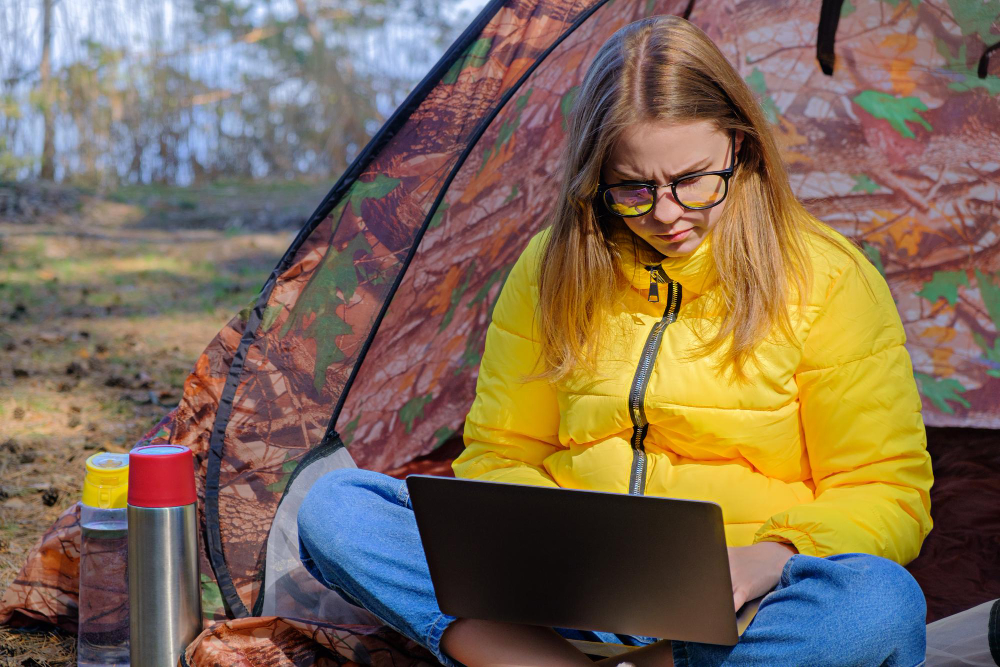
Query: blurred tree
186 0 459 180
1 0 475 186
39 0 55 180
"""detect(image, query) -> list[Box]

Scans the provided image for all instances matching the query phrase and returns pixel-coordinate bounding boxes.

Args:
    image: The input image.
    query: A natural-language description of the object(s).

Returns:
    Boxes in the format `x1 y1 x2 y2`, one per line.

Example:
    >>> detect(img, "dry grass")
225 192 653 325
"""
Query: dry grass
0 626 76 665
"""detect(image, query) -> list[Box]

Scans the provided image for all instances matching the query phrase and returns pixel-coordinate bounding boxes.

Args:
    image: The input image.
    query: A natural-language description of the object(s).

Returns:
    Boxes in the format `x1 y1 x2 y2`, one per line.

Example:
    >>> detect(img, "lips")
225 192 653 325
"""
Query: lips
654 228 694 242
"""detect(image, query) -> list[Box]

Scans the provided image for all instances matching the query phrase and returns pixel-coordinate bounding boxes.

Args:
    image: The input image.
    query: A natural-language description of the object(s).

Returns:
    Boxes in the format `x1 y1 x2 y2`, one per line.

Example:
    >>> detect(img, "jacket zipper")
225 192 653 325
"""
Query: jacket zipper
627 266 682 495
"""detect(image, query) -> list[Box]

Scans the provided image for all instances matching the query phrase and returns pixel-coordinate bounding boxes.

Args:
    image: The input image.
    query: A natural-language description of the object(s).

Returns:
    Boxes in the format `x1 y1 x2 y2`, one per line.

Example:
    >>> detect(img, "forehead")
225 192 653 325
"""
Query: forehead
606 119 724 176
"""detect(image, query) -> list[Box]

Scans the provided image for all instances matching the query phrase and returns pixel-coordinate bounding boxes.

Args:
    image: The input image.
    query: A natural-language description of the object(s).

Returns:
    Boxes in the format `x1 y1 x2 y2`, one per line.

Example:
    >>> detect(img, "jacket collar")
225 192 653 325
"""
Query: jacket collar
619 232 716 298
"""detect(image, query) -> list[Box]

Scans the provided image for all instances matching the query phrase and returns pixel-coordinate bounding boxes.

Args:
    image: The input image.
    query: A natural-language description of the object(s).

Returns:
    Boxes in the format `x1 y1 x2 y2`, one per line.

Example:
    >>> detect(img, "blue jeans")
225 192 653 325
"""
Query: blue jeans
297 468 927 666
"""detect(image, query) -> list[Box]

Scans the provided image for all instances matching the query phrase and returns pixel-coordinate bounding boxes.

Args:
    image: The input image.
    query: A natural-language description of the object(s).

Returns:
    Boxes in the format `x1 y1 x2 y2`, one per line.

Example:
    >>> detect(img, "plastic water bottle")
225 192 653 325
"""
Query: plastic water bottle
77 452 130 666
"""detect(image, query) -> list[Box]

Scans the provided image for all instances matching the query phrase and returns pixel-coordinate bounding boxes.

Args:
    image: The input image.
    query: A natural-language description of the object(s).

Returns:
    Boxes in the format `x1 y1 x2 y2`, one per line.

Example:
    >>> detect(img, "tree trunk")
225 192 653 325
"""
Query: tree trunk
39 0 55 181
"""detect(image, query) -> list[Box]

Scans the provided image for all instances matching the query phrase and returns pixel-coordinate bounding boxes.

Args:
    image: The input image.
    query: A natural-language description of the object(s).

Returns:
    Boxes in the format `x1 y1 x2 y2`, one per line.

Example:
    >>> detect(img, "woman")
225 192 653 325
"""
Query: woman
297 14 933 667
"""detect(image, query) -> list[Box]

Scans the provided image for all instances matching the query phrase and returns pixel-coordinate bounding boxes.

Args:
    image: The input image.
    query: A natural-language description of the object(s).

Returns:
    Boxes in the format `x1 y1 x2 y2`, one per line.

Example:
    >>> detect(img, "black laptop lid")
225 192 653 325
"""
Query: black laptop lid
406 475 740 645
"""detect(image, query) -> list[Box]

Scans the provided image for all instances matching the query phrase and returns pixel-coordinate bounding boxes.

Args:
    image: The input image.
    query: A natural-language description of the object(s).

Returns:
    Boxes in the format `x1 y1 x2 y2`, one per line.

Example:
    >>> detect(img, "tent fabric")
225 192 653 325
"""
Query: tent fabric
257 440 382 624
904 426 1000 622
925 599 1000 666
182 616 441 666
3 0 1000 663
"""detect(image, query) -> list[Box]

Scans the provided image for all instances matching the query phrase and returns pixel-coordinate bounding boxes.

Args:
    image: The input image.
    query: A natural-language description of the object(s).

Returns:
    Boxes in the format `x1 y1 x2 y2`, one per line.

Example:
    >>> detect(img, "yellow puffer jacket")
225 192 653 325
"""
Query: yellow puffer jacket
452 219 933 565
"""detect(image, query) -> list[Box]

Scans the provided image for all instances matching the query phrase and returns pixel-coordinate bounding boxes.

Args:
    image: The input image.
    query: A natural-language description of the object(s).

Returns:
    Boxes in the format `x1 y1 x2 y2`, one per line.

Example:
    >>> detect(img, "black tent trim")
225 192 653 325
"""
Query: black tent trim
980 41 999 79
202 0 511 619
316 0 619 474
989 598 999 665
816 0 844 76
205 0 630 619
249 0 627 617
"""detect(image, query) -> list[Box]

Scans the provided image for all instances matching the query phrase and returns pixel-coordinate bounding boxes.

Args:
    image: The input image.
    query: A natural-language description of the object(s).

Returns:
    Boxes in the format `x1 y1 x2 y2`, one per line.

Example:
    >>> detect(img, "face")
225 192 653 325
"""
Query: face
600 119 743 258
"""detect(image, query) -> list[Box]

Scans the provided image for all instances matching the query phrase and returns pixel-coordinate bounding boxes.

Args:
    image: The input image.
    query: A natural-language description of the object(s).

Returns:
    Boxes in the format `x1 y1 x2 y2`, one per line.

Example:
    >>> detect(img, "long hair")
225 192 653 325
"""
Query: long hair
534 14 849 383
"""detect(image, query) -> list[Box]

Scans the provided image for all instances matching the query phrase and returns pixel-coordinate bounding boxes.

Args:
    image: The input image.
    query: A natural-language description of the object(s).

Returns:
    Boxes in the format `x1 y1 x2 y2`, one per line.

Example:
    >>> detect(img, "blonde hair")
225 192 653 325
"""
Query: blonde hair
535 14 850 383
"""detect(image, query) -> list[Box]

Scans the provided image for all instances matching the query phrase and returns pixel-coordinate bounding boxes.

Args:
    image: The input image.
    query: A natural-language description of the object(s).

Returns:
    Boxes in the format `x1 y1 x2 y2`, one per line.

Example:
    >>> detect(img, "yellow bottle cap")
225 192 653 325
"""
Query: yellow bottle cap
81 452 130 510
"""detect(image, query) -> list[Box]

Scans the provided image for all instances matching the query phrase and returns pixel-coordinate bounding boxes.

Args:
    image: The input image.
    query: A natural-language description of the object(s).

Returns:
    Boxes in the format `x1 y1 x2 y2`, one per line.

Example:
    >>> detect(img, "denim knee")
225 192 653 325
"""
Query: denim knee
674 553 927 667
300 468 359 536
297 468 376 584
850 553 927 632
829 553 927 661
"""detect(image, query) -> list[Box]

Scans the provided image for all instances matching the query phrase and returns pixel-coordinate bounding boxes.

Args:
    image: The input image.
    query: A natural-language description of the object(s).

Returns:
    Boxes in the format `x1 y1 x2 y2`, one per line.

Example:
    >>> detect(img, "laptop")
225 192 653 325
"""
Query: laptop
406 475 763 647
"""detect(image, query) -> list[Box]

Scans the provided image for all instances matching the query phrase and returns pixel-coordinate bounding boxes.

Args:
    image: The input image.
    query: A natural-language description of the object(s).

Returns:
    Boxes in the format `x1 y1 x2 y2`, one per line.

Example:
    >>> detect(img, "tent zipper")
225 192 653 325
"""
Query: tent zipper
627 266 681 496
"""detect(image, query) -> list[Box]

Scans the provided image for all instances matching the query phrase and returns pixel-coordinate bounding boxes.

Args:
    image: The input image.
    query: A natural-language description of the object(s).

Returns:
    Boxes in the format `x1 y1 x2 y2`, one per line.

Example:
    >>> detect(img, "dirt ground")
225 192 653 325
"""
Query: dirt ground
0 180 328 664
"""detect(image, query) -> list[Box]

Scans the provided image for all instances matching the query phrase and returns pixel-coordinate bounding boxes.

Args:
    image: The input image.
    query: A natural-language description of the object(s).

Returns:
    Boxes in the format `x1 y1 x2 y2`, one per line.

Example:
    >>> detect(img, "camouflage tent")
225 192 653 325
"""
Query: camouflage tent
3 0 1000 663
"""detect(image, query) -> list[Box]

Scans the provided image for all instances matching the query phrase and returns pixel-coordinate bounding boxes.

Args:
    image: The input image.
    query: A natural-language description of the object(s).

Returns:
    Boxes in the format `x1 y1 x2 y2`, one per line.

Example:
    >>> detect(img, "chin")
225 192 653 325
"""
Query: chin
652 235 702 258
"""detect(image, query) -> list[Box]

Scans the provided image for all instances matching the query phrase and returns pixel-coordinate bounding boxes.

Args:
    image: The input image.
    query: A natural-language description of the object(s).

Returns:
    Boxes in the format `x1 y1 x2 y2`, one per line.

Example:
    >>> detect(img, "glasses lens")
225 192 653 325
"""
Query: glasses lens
675 174 726 209
604 185 654 216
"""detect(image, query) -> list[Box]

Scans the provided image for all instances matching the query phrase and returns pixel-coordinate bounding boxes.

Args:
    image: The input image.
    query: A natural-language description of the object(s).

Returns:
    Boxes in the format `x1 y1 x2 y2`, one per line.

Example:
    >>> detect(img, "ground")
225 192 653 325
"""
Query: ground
0 180 328 664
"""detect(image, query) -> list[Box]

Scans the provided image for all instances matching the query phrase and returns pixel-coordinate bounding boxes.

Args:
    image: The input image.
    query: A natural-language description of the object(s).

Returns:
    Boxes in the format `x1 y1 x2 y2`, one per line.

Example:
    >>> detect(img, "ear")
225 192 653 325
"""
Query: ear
734 130 745 158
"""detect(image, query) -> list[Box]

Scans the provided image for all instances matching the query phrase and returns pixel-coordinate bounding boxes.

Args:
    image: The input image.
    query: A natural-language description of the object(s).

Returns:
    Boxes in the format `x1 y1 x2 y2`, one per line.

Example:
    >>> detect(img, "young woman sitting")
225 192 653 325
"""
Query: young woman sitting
297 14 933 667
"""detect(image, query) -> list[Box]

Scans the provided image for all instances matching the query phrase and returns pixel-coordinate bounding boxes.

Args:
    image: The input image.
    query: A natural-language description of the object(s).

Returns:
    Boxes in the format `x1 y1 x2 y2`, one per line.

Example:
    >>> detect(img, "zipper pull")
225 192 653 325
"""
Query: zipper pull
645 265 665 302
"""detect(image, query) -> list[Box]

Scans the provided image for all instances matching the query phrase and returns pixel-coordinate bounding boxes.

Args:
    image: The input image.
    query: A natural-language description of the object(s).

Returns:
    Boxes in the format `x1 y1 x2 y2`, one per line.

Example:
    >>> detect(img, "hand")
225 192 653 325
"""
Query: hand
727 541 796 611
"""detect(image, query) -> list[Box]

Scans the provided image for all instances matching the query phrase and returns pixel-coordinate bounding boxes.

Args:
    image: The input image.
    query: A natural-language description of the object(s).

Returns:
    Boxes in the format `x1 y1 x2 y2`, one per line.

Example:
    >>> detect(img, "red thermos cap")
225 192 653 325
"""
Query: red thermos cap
127 444 197 508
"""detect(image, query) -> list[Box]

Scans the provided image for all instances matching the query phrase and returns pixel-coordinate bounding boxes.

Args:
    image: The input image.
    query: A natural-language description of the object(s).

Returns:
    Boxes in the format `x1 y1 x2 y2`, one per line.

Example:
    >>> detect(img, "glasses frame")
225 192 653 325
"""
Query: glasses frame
596 132 738 217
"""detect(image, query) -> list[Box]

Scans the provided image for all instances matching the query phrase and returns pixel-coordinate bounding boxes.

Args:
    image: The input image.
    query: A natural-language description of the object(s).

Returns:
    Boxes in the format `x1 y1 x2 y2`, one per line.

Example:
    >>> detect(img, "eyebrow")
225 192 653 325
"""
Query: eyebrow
614 158 712 181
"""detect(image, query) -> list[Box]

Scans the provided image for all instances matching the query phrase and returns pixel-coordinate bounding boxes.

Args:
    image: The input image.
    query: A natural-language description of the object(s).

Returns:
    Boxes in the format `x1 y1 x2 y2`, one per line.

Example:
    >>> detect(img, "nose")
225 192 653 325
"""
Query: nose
650 186 686 222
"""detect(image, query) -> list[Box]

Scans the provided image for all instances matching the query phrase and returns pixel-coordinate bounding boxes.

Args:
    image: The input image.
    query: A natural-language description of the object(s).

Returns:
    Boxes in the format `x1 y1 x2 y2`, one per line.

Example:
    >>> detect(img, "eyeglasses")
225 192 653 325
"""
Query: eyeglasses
596 133 737 217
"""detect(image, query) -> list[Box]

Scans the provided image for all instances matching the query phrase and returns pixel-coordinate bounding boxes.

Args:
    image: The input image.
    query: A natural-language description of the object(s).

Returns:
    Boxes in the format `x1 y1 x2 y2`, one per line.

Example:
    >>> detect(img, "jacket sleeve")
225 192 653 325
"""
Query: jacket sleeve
753 245 933 565
450 229 561 487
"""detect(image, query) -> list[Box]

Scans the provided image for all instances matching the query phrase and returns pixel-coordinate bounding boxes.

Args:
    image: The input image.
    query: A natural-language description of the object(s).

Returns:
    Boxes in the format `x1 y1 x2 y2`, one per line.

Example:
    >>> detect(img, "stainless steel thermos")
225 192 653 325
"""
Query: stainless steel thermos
127 444 202 666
